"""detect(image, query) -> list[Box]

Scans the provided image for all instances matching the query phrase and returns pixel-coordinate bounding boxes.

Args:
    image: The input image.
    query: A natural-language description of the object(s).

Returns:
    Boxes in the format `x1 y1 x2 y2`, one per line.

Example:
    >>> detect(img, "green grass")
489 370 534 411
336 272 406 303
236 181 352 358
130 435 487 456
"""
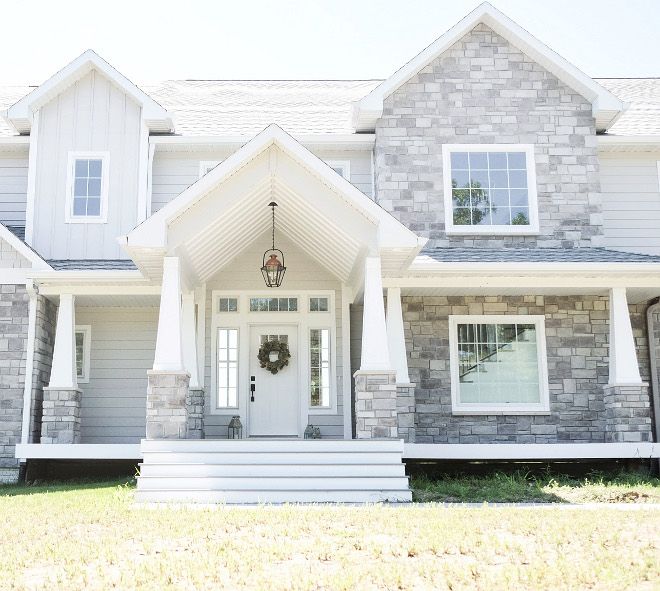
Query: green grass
1 478 659 590
411 470 660 504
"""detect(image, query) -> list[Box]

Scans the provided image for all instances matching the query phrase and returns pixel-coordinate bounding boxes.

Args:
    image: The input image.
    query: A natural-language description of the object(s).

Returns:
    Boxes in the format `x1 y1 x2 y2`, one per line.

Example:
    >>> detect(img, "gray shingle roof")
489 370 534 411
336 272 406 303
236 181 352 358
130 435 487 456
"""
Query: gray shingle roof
421 247 660 264
47 259 138 270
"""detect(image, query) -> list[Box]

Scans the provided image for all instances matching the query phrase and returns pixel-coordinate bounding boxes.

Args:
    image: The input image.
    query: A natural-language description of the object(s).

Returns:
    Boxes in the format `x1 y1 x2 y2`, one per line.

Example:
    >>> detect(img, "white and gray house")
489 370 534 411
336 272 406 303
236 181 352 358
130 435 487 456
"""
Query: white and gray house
1 3 659 502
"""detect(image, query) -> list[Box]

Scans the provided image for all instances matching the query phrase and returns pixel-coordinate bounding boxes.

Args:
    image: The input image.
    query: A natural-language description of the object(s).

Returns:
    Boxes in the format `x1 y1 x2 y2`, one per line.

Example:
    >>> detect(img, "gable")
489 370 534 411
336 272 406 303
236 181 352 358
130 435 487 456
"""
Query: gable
0 235 29 268
0 223 49 269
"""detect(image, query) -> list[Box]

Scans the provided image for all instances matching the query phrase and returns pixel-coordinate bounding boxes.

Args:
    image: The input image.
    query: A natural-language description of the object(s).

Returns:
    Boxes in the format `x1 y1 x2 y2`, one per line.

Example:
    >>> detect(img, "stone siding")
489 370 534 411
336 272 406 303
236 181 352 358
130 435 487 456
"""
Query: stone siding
186 388 205 439
404 295 652 443
29 296 56 443
146 371 189 439
375 23 602 249
41 388 81 444
354 371 398 438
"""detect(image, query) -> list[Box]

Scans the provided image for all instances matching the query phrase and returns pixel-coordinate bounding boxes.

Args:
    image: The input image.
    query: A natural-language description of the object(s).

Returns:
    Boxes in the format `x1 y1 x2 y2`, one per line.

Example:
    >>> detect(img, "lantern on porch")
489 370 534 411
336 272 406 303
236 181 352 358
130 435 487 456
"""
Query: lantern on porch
228 415 243 439
261 202 286 288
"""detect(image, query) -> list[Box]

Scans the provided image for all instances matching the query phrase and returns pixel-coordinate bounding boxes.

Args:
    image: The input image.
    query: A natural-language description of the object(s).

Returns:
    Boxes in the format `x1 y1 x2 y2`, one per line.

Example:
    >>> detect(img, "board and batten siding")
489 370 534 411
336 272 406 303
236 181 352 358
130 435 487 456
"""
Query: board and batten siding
203 232 346 439
0 152 28 228
31 69 142 259
76 307 157 443
151 148 373 214
600 152 660 255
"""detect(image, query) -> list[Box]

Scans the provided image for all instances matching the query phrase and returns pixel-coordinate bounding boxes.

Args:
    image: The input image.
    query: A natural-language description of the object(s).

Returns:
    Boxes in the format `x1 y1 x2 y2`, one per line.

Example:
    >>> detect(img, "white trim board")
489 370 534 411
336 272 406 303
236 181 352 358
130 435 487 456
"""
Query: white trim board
15 443 142 460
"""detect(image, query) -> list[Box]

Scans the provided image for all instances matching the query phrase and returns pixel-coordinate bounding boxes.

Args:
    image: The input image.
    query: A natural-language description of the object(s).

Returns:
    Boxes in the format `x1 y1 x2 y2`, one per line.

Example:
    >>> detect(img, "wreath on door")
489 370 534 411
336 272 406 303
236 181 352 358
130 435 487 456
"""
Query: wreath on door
258 340 291 374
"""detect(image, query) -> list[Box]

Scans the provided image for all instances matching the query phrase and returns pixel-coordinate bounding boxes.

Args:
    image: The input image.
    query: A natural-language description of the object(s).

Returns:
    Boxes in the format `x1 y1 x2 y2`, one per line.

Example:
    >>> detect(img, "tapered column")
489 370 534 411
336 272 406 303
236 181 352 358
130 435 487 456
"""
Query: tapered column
608 287 641 385
360 257 390 371
153 257 185 372
386 287 410 384
42 294 81 444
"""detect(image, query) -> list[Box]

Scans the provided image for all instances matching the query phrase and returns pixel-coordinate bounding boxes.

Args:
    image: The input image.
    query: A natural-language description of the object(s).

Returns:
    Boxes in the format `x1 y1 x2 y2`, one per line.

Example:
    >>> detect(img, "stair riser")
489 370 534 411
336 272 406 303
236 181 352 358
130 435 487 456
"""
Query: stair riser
142 452 402 465
135 490 413 504
139 464 406 478
140 440 404 453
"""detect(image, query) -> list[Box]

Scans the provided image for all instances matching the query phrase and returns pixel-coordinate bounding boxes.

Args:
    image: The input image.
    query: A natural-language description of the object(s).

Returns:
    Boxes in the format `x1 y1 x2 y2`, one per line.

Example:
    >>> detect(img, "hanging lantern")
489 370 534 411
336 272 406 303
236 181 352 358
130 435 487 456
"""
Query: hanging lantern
261 202 286 288
228 415 243 439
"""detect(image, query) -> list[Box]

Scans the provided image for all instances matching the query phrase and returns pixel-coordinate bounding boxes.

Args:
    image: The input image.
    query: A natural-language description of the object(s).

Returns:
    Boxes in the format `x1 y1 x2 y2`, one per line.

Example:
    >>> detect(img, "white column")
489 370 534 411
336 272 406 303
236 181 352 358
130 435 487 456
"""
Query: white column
182 291 199 388
360 256 391 371
608 287 642 385
48 293 78 389
153 256 185 372
386 287 410 384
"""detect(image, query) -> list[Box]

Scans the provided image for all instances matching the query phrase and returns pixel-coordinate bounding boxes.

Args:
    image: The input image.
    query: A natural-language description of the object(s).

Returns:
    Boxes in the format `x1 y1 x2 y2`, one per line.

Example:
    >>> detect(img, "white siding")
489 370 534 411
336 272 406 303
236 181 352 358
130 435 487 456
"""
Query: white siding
0 236 29 268
0 152 28 227
31 69 142 259
76 307 157 443
151 148 373 214
600 152 660 254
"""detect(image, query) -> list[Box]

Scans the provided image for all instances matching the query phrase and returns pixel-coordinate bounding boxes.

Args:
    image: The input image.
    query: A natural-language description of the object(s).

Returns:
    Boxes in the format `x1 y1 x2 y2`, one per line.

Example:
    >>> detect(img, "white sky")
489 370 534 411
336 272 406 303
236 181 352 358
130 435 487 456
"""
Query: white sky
0 0 657 86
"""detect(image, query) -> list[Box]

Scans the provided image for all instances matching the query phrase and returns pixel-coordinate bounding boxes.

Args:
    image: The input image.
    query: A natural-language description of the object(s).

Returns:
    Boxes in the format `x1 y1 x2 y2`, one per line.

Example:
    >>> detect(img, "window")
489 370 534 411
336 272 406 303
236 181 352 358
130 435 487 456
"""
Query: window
199 161 221 179
217 328 238 408
218 297 238 312
326 160 351 180
75 325 91 383
449 315 549 414
66 152 109 223
310 329 330 407
249 297 298 312
442 145 538 234
309 297 329 312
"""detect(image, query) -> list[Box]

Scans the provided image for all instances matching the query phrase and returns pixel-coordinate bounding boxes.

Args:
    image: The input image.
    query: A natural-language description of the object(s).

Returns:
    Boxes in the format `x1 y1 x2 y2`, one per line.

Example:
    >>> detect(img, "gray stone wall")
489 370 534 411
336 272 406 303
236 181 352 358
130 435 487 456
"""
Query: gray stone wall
354 371 398 438
29 295 56 443
404 295 652 443
146 371 189 439
0 284 28 483
375 23 602 249
41 388 82 444
186 388 205 439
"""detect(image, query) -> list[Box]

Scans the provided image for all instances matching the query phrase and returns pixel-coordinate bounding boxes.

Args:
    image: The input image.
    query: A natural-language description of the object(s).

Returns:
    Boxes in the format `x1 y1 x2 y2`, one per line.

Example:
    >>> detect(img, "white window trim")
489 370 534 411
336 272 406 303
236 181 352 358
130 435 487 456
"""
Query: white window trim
326 160 351 180
199 161 221 179
308 326 332 410
442 144 539 235
448 315 550 415
216 326 240 410
75 325 91 384
65 151 110 224
308 295 331 313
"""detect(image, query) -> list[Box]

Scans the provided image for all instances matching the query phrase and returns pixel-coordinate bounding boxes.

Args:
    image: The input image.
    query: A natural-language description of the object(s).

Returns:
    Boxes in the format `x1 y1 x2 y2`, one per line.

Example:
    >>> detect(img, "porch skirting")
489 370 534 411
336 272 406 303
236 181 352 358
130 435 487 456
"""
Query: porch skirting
41 387 82 444
146 370 190 440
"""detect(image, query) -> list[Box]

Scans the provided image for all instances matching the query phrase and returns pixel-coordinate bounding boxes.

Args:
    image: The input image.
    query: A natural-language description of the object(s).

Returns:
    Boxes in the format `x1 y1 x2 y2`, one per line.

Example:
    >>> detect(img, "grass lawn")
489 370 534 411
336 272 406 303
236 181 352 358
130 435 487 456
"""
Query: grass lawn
1 477 659 590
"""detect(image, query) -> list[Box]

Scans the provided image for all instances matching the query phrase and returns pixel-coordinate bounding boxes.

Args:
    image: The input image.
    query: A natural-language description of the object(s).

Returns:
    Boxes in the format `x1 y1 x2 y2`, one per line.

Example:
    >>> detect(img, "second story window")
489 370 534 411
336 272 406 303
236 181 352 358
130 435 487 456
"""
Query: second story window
66 152 109 223
442 145 538 235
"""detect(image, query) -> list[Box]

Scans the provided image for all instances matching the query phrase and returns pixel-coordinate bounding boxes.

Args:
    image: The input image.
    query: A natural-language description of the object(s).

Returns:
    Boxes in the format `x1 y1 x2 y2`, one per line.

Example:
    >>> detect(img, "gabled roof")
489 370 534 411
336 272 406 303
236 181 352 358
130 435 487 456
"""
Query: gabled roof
353 2 626 132
0 222 50 269
4 50 173 134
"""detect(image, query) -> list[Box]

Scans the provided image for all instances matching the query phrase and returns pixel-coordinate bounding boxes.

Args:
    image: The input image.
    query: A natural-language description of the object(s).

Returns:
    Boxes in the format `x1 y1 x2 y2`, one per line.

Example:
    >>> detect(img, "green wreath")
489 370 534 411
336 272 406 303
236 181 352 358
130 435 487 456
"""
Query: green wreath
258 339 291 374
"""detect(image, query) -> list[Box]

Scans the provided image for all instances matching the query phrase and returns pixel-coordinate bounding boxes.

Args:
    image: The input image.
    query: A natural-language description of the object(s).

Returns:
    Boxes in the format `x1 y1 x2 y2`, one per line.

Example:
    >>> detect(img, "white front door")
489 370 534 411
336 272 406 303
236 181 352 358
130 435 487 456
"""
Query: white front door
249 325 299 436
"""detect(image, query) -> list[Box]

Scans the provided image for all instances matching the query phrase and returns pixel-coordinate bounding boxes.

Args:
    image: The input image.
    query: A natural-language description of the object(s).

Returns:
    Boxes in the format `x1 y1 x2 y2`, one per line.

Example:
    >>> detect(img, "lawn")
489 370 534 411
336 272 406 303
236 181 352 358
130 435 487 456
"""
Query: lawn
1 477 659 590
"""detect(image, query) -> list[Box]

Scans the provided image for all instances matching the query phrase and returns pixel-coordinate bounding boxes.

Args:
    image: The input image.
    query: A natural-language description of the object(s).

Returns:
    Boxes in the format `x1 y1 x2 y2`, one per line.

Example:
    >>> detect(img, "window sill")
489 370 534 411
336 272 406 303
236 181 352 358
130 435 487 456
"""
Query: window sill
65 218 108 225
452 408 551 416
445 227 540 236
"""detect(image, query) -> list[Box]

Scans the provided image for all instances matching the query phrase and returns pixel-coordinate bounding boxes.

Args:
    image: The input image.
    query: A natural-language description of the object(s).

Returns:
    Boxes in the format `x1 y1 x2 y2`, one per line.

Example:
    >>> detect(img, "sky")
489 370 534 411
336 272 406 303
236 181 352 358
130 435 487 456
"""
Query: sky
0 0 658 86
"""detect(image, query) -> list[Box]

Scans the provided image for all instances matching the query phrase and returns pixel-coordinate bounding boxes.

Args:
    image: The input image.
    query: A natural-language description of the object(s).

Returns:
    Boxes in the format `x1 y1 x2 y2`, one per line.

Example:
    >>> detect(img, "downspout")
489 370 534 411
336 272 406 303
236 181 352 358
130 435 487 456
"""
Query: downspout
646 298 660 446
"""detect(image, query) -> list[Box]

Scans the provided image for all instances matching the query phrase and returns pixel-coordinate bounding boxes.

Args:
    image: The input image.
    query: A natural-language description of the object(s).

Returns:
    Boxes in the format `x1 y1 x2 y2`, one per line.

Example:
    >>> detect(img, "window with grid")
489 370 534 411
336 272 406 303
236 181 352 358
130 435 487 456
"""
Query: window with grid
217 328 238 408
443 145 537 232
67 154 108 221
249 297 298 312
309 329 330 407
75 326 91 383
309 297 329 312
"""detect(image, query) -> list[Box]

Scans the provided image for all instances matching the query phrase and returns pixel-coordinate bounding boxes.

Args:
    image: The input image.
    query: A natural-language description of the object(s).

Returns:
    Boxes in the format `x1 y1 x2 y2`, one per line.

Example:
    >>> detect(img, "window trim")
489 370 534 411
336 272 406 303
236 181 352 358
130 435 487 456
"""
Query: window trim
326 160 351 180
442 144 539 235
199 161 221 179
75 325 91 384
65 151 110 224
448 314 550 415
308 295 330 313
309 327 331 409
216 326 240 410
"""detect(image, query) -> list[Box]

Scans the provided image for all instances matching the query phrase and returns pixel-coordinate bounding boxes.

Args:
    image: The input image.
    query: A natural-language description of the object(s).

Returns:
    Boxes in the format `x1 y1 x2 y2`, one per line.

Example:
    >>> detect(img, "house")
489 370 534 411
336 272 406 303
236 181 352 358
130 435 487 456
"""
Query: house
1 3 659 501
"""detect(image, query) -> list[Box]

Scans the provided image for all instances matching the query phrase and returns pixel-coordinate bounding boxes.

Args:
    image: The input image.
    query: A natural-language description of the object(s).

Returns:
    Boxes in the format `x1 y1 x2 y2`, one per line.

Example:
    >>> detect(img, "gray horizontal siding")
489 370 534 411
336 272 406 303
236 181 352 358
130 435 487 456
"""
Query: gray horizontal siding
0 154 28 227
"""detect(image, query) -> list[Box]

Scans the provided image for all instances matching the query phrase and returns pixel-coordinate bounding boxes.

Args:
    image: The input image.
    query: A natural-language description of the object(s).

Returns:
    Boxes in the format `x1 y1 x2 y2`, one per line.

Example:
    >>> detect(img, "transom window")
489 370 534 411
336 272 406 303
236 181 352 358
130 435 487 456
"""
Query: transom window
75 325 91 383
218 297 238 312
442 145 538 234
309 329 330 407
249 297 298 312
217 328 238 408
309 297 329 312
449 315 549 414
66 152 109 223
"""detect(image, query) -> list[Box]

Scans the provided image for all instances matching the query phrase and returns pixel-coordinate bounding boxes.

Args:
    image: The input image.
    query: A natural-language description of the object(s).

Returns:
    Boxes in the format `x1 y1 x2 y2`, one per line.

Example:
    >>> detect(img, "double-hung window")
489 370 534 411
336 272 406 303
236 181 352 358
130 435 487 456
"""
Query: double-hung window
66 152 109 223
75 325 91 383
442 145 538 234
449 315 549 414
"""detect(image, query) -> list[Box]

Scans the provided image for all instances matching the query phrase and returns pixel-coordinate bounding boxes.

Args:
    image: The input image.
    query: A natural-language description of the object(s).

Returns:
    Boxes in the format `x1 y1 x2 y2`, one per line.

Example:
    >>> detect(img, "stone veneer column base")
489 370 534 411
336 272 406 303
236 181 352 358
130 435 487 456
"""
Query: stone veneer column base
146 370 190 440
41 387 82 444
603 384 652 443
396 384 416 443
186 388 205 439
354 370 398 439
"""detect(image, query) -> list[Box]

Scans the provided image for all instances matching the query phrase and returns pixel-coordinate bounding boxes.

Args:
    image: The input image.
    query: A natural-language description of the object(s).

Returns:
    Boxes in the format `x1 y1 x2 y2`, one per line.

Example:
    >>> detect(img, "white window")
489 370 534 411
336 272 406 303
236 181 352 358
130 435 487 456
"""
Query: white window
217 328 238 408
218 297 238 313
199 161 220 178
309 297 329 312
326 160 351 180
442 145 538 235
249 297 298 312
75 325 91 383
449 315 549 414
65 152 109 223
309 328 330 408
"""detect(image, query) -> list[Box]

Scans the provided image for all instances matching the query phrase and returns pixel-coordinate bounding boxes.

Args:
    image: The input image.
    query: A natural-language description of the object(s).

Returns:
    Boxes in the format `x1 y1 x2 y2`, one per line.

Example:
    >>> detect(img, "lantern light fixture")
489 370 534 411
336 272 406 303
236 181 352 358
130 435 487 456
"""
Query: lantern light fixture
261 202 286 288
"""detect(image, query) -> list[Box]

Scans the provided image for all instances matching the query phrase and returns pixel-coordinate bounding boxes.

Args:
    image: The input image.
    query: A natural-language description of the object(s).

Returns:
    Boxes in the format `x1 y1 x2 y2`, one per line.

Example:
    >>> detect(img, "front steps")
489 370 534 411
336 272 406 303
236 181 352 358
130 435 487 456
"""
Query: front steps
136 439 412 504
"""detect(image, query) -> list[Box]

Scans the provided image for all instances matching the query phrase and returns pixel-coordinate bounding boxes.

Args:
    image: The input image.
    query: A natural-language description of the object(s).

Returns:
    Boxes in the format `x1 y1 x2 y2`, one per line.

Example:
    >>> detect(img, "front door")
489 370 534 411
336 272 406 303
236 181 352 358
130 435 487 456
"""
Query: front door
249 325 299 436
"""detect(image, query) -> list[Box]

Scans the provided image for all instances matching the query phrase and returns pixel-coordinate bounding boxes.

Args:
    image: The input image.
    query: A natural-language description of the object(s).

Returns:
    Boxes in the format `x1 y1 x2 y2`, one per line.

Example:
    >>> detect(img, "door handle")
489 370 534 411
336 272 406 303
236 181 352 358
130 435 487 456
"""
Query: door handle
250 376 255 402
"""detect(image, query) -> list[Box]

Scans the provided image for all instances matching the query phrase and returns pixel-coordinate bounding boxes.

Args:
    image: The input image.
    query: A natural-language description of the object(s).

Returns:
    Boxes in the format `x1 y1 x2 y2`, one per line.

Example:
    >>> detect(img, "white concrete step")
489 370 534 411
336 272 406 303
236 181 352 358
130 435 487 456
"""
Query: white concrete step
141 451 403 465
139 463 406 478
135 489 412 504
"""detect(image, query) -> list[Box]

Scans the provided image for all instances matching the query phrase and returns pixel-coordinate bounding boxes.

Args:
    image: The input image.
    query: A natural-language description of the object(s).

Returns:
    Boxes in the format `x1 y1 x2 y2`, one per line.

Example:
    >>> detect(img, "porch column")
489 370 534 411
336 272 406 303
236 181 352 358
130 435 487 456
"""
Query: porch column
147 257 190 439
41 294 81 444
354 257 397 439
386 287 415 442
603 287 652 442
182 291 204 439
